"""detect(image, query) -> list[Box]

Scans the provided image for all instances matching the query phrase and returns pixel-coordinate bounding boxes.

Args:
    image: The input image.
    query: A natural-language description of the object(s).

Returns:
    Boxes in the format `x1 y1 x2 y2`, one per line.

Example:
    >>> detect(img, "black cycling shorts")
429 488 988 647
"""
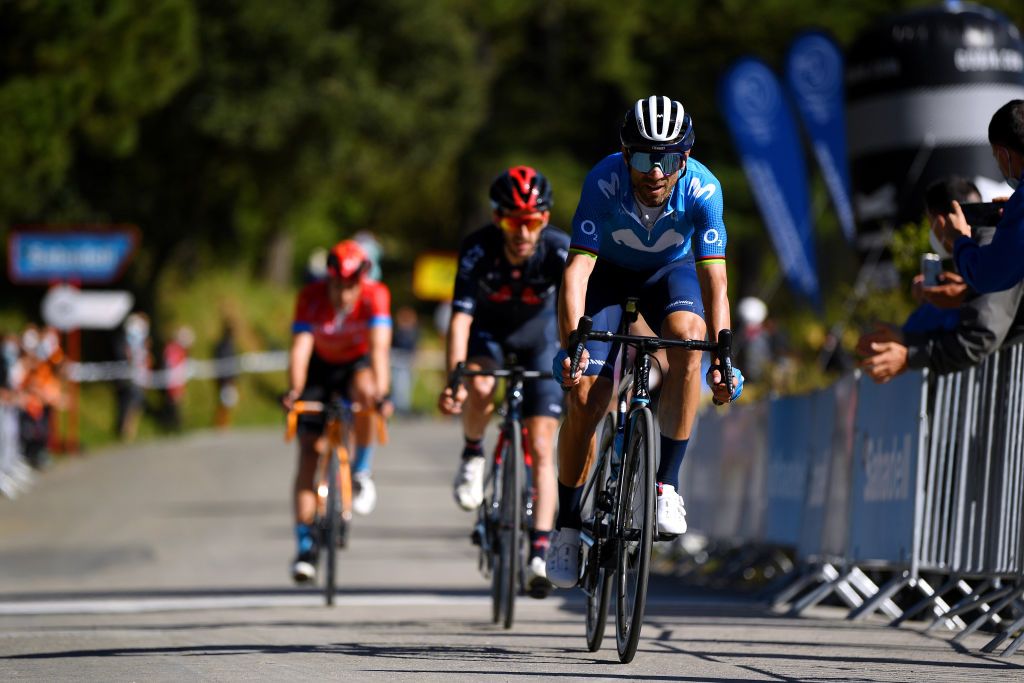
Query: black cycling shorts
296 353 371 435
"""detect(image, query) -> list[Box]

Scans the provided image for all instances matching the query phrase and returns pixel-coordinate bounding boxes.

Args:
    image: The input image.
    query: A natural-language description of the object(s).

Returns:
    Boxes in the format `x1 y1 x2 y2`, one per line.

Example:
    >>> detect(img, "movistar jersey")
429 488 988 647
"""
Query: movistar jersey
570 153 726 271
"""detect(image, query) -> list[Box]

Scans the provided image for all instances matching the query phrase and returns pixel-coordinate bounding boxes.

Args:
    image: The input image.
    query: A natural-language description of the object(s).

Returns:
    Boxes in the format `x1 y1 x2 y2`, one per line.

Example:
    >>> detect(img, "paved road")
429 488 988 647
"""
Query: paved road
1 420 1022 681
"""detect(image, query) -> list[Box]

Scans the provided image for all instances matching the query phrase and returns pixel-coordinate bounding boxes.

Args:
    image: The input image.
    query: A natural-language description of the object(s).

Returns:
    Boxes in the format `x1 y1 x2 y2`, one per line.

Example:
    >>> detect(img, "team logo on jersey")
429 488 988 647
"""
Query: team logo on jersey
703 229 721 245
611 228 685 253
598 172 620 200
461 244 485 271
688 177 717 200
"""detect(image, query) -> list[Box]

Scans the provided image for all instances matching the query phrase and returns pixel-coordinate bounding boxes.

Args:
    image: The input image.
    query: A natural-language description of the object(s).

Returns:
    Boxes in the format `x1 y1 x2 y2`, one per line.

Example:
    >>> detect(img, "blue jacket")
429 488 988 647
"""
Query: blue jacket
953 178 1024 293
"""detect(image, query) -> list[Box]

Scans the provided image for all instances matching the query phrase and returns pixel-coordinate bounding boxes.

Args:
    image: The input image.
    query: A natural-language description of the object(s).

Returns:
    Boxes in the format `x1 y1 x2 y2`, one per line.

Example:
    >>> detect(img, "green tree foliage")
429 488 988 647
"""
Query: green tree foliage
2 0 1023 342
0 0 197 221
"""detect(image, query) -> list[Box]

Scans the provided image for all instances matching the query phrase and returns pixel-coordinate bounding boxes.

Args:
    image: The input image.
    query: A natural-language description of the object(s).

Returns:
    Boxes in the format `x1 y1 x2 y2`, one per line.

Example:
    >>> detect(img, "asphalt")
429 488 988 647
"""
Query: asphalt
1 420 1021 681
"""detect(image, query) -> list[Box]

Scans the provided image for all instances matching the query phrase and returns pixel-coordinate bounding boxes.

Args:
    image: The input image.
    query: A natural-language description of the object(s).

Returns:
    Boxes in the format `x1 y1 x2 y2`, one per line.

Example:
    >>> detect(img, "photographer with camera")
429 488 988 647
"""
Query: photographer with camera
858 176 1024 382
932 100 1024 294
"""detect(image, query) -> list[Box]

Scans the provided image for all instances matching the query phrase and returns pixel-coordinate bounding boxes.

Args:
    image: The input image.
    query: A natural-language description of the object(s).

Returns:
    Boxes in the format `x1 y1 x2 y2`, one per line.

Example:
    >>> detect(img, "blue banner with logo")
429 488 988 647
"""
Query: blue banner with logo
720 58 821 308
784 31 856 244
763 394 814 548
847 372 925 567
8 229 138 284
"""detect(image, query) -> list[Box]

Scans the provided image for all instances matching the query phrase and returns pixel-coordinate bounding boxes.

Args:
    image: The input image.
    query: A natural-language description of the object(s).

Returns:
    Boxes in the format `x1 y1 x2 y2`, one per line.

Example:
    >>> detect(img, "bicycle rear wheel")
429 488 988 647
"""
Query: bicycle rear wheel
491 422 522 629
324 449 341 606
585 413 616 652
614 407 656 662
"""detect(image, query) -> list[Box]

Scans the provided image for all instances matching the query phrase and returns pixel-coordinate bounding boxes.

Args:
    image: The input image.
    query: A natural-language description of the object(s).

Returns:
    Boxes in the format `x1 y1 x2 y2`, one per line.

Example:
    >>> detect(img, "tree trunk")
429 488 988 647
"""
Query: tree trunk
262 229 294 286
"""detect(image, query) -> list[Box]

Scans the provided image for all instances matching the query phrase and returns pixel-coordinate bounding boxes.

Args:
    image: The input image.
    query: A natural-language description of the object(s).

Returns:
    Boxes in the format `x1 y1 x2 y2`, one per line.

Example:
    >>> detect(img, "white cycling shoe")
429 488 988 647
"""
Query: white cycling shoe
453 456 485 511
524 556 553 598
545 528 582 588
291 551 317 583
352 473 377 516
656 483 687 538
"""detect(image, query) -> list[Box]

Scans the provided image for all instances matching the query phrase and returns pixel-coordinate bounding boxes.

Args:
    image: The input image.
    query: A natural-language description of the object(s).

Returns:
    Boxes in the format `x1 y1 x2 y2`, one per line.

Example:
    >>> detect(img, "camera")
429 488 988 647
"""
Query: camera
960 201 1005 227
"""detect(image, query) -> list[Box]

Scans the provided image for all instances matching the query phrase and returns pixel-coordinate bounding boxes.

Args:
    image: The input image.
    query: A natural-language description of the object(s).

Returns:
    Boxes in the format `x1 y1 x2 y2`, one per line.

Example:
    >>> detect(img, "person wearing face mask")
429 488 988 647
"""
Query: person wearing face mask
856 176 1024 382
932 100 1024 294
115 313 152 441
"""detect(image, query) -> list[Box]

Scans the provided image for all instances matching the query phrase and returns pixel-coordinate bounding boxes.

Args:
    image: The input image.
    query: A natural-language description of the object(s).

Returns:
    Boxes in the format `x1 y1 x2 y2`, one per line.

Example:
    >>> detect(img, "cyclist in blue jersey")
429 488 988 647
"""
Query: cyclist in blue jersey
438 166 570 596
546 96 744 587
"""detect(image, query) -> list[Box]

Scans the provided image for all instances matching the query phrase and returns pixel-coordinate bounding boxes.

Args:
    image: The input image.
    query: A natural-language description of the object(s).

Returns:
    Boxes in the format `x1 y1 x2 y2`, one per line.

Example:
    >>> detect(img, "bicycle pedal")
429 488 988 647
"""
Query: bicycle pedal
656 532 680 543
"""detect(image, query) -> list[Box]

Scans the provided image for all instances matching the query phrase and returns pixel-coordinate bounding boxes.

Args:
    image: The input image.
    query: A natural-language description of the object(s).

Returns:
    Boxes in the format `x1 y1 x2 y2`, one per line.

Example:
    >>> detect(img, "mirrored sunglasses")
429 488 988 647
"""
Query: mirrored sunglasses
498 213 547 233
628 151 685 175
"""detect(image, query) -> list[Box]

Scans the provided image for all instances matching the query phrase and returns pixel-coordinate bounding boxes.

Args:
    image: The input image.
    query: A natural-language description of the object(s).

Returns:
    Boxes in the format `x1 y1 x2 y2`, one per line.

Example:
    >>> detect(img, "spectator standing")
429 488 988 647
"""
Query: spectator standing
390 306 420 415
116 312 151 441
735 297 772 384
213 322 239 429
162 326 194 431
932 100 1024 292
858 177 1024 381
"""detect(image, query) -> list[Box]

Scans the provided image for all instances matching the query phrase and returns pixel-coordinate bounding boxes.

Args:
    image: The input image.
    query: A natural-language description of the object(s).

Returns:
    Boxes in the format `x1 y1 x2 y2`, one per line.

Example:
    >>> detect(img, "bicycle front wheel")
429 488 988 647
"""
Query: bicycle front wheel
492 422 522 629
324 449 341 607
614 407 656 662
585 413 615 653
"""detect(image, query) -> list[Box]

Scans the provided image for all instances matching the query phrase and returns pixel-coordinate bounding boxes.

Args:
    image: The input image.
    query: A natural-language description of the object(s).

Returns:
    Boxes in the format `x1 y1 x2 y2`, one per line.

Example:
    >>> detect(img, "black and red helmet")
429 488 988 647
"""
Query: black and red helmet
326 240 370 280
489 166 553 213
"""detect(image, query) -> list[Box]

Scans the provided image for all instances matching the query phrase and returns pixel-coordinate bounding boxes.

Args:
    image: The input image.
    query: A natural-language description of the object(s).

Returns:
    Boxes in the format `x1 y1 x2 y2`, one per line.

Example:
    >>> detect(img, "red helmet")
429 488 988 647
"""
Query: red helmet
326 240 370 280
489 166 553 213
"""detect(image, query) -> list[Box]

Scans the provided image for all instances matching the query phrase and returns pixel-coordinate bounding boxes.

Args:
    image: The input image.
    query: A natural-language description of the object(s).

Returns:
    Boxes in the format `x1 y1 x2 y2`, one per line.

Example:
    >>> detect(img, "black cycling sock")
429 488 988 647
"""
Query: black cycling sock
462 437 483 460
530 530 552 560
555 482 583 530
656 434 689 490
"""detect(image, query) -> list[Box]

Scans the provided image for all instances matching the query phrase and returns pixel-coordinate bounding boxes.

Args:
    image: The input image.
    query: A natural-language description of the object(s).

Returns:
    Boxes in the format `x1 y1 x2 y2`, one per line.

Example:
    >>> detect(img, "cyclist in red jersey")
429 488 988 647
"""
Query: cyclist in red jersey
283 239 393 583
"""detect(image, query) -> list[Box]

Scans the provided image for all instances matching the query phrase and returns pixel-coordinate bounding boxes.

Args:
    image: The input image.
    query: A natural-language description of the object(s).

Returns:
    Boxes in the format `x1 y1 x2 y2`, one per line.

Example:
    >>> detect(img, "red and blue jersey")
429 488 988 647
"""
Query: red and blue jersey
570 153 726 271
292 279 391 365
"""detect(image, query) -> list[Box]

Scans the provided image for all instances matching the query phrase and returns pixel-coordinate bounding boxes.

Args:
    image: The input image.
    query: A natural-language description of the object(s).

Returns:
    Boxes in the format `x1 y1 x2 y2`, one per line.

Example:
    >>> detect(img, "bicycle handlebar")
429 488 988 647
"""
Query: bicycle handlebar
446 361 553 395
284 399 388 444
565 315 736 404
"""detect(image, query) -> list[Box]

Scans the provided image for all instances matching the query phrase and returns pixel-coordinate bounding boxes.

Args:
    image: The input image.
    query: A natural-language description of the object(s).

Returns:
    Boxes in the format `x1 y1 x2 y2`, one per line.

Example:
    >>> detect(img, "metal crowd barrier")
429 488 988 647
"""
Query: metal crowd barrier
0 403 34 499
681 343 1024 656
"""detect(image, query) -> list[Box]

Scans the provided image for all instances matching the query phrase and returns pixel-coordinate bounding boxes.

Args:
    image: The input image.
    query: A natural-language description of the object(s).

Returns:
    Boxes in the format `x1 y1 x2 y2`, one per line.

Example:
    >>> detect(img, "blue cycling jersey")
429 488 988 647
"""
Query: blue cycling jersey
570 153 727 271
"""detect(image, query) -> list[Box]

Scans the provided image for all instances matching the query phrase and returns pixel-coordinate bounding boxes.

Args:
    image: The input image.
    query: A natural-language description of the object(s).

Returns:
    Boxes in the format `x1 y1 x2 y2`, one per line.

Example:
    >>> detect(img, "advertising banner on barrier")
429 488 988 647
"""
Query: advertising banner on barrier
784 31 856 244
797 387 838 559
822 374 858 559
720 401 769 541
848 371 926 566
720 57 821 308
763 394 814 548
681 406 724 538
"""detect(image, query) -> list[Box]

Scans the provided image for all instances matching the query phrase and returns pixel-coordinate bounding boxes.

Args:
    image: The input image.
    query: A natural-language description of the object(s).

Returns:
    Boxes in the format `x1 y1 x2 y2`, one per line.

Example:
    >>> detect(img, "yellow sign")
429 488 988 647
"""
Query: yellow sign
412 251 458 301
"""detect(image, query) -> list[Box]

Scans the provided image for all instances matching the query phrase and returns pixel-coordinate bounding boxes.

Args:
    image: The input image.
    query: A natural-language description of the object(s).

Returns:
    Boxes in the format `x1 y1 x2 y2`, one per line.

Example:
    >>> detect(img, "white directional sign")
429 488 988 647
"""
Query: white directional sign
41 284 134 331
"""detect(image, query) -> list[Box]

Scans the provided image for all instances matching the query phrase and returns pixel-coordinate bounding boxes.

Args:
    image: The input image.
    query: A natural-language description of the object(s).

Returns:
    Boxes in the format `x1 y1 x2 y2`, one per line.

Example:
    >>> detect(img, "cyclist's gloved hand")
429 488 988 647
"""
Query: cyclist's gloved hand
552 349 569 379
706 364 744 402
552 347 589 386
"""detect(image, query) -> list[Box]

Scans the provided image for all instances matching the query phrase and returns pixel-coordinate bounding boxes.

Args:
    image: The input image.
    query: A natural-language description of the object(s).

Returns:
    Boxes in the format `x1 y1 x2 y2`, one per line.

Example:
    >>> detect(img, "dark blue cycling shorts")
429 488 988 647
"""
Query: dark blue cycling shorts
582 254 705 379
467 323 564 419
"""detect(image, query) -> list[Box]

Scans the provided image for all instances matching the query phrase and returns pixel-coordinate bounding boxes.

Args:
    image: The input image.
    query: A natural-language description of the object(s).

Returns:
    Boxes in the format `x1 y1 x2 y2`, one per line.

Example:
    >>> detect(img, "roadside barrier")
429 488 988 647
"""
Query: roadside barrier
67 350 289 388
681 343 1024 656
0 404 34 499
